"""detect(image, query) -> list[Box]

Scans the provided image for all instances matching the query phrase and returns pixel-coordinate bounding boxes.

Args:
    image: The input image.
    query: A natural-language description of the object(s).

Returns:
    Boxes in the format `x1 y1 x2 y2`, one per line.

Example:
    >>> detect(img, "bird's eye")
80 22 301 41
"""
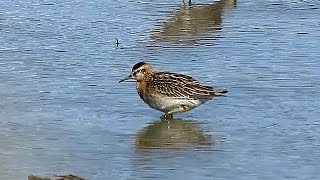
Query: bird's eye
138 69 145 74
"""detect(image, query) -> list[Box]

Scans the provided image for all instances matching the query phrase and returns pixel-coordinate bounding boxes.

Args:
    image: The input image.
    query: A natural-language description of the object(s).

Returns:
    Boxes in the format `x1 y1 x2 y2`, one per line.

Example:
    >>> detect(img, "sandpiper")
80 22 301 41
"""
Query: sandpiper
119 62 227 119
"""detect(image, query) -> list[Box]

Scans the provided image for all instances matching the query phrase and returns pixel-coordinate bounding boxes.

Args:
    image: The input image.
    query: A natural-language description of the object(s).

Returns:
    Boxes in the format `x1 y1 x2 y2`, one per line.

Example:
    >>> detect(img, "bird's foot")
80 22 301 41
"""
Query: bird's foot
160 113 173 121
161 113 172 129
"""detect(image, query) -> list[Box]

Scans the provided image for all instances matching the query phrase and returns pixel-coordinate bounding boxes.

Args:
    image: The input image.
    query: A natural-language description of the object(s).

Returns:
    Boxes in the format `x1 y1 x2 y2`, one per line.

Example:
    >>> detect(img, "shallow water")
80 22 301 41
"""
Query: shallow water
1 0 320 179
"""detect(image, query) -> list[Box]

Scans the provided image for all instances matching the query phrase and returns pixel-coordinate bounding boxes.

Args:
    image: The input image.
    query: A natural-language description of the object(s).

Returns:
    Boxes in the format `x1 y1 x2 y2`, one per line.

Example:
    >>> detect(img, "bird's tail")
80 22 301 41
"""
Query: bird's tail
212 88 228 96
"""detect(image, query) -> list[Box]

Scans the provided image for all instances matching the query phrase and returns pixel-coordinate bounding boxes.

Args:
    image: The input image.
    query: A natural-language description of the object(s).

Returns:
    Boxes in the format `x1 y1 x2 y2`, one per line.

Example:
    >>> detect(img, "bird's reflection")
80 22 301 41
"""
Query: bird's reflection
150 0 237 45
135 119 212 149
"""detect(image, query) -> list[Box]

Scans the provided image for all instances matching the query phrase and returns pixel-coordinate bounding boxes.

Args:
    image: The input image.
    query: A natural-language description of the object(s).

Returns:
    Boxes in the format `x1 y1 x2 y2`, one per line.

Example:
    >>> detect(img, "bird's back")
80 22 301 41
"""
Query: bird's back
149 72 227 99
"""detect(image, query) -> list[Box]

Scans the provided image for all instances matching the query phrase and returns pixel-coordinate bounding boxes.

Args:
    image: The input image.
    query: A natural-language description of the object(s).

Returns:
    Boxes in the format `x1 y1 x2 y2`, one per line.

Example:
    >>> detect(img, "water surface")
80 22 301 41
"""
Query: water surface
1 0 320 179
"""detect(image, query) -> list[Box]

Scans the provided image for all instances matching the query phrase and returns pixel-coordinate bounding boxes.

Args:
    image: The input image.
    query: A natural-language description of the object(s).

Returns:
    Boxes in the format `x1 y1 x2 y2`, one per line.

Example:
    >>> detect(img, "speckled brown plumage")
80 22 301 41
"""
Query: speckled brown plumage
150 72 227 99
119 61 227 119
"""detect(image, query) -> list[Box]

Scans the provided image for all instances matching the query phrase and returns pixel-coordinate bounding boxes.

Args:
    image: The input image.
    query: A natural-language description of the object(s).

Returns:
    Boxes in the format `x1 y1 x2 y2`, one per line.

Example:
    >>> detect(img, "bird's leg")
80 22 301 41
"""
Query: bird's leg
160 113 172 129
160 105 191 121
162 113 172 129
160 113 173 121
180 105 190 112
182 0 191 5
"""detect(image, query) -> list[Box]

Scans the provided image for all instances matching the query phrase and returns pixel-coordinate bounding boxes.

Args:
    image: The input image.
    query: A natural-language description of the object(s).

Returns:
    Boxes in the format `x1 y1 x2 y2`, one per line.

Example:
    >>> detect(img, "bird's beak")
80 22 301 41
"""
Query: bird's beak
119 74 133 83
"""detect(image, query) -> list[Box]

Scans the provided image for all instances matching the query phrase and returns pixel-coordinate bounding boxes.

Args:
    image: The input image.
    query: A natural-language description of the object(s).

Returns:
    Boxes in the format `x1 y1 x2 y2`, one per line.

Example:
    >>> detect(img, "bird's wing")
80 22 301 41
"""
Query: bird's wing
151 72 227 99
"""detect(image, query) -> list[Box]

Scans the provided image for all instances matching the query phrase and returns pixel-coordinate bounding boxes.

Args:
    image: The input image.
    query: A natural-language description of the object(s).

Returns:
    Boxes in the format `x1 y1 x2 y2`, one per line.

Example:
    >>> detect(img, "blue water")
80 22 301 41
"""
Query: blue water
1 0 320 179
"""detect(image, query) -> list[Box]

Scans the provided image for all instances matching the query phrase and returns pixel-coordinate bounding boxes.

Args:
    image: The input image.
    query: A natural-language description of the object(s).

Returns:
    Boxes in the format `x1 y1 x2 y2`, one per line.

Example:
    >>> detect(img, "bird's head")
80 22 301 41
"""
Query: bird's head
119 61 155 83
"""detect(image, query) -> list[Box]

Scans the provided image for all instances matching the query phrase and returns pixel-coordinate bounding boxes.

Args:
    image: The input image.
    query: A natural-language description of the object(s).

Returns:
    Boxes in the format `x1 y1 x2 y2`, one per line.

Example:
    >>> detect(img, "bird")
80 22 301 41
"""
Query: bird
28 174 84 180
119 61 227 120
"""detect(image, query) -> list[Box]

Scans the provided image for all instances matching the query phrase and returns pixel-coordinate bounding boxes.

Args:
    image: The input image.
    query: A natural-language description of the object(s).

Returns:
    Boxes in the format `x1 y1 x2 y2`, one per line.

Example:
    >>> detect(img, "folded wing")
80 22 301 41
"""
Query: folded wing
151 72 227 99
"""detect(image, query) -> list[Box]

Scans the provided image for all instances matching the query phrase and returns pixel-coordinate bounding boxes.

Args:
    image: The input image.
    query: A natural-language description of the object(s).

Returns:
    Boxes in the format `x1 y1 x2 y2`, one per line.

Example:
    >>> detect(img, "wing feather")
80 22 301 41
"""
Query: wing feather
150 72 227 99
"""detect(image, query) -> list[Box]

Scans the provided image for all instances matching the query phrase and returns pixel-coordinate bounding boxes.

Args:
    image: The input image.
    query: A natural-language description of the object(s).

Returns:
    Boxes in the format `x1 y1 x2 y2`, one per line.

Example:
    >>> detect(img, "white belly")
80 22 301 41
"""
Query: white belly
145 94 207 113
